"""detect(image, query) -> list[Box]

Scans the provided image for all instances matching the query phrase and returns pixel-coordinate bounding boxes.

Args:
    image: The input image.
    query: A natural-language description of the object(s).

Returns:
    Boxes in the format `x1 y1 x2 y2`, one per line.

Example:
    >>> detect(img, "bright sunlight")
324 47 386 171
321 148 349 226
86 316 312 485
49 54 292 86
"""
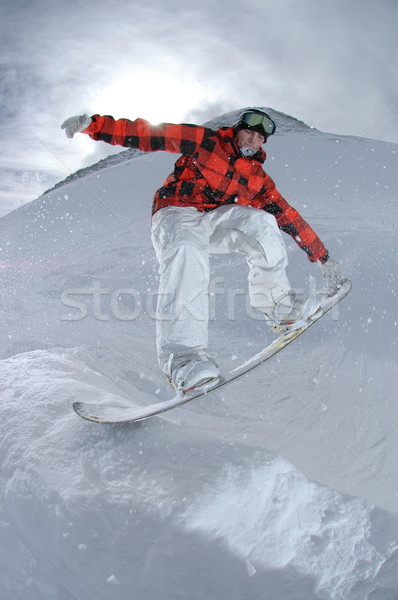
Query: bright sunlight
92 71 207 124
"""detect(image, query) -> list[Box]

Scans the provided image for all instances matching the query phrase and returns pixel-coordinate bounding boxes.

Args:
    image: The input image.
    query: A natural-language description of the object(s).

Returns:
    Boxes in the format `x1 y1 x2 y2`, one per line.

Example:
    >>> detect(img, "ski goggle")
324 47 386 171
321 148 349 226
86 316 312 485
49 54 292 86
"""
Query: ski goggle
240 111 276 137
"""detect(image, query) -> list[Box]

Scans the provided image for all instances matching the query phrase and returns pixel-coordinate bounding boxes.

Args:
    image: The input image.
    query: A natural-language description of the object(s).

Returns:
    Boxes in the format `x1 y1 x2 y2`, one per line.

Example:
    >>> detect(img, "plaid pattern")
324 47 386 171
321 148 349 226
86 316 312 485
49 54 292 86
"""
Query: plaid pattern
85 115 328 263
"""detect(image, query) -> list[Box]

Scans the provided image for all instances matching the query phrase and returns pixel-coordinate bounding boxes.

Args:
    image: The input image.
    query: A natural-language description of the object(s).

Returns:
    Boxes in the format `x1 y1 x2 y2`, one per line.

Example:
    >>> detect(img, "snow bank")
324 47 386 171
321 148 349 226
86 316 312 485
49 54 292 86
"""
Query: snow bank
182 459 397 599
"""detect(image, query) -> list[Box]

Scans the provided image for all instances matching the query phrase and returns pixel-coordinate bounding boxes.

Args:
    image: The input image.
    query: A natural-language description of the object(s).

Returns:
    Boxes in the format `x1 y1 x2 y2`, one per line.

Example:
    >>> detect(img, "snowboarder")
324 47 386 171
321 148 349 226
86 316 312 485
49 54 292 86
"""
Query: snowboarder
61 108 342 393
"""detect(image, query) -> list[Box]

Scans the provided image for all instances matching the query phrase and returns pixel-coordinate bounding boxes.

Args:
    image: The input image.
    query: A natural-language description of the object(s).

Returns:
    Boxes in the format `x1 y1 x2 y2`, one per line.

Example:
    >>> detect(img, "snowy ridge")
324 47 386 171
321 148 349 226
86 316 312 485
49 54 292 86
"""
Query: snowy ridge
42 107 314 198
203 106 317 133
0 107 397 599
43 146 144 196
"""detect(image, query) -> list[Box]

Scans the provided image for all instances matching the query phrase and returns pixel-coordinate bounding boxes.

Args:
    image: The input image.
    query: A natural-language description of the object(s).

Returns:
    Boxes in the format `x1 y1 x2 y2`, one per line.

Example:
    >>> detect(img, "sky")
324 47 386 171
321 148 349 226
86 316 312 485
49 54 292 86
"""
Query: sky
0 0 397 216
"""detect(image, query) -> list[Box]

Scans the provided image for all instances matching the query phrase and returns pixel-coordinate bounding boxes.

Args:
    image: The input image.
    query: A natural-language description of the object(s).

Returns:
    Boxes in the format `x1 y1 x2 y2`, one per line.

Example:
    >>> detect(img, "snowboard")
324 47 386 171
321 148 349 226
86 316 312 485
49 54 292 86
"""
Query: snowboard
73 279 352 424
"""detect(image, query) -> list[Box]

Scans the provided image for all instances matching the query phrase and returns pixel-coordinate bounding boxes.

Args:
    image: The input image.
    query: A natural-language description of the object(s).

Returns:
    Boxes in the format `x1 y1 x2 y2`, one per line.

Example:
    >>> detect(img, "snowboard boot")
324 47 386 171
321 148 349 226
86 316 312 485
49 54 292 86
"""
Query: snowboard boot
267 292 322 333
165 353 220 394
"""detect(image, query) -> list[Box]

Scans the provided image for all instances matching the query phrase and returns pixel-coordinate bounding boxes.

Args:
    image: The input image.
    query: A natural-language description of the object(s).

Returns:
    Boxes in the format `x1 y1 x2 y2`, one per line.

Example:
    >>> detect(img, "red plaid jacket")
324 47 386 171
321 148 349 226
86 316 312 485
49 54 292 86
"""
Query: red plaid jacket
84 115 328 263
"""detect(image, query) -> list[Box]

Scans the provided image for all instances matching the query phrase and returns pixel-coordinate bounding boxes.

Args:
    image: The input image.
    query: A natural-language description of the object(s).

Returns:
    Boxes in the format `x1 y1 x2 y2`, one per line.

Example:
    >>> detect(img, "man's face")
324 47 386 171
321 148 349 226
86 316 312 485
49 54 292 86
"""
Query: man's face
235 128 265 151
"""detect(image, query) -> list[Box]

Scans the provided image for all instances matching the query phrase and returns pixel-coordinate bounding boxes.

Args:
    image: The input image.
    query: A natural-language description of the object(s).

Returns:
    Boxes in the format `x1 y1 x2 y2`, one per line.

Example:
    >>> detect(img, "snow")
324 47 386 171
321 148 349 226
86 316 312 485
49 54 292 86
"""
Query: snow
0 108 397 599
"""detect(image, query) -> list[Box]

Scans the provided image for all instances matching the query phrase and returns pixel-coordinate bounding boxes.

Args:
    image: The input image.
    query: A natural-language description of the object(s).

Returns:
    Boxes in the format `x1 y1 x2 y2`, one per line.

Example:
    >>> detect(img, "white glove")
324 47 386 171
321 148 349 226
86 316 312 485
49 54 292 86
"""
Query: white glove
319 258 343 290
61 114 91 138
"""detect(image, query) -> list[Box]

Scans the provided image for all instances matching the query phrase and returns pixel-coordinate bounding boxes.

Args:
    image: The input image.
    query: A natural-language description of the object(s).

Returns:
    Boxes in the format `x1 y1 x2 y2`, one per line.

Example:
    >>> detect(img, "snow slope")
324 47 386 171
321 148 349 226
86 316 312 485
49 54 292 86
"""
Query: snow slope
0 108 397 599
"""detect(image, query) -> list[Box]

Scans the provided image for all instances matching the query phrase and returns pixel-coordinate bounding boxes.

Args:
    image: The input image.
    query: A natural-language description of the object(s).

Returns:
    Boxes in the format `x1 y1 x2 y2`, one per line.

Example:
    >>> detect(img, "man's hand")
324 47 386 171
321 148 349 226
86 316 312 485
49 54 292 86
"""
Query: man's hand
61 114 91 138
319 258 343 289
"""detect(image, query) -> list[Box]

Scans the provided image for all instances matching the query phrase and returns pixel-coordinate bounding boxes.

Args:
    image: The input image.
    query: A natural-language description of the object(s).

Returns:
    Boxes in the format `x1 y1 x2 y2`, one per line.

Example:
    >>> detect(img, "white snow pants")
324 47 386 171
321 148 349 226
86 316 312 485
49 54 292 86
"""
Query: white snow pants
151 204 291 368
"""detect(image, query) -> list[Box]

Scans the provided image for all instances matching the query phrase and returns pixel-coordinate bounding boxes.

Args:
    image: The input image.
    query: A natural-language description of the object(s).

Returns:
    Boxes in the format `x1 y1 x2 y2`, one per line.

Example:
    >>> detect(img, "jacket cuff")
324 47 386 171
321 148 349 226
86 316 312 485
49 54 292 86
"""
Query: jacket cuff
318 251 329 264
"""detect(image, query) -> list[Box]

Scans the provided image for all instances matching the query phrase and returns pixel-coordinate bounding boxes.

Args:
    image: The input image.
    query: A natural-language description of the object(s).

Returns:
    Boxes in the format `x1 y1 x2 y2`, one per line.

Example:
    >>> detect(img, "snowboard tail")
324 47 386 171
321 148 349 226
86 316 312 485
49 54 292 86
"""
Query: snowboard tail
73 279 352 424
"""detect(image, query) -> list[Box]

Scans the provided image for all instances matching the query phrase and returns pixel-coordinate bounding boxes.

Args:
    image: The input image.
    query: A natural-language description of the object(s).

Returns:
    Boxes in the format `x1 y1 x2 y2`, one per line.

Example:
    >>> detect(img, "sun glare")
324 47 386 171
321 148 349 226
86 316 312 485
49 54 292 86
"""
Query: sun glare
93 72 206 124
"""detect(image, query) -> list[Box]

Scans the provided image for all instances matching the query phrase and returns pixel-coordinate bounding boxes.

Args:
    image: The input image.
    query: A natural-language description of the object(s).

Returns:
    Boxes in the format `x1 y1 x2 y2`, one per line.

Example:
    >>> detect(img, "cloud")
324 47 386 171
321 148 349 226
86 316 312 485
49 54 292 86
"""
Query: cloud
0 0 397 215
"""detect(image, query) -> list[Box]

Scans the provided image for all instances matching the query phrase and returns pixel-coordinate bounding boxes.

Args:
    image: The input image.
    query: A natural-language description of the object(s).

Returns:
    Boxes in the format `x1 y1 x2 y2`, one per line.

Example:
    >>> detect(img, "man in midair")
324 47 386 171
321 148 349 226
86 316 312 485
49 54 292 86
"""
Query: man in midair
62 108 341 392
